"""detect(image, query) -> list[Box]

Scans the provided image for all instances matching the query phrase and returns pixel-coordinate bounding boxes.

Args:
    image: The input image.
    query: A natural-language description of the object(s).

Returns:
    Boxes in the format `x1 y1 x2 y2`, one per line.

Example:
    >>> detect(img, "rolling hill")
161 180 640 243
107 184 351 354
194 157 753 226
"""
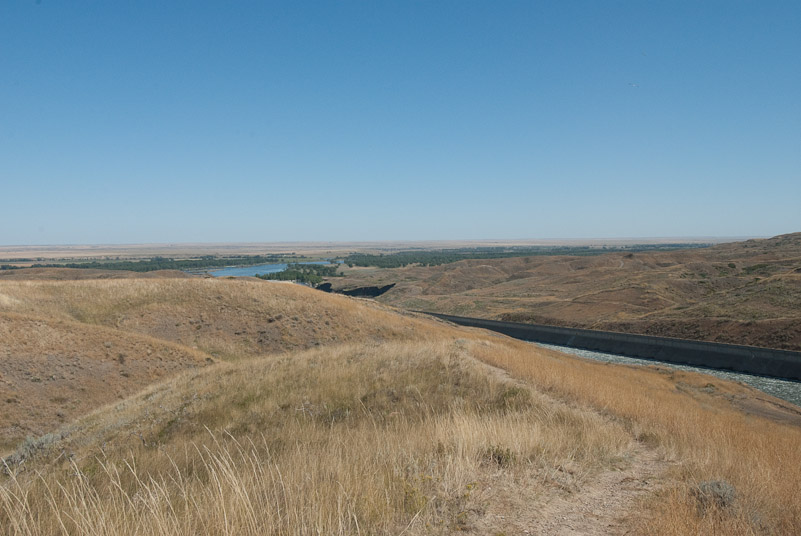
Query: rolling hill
0 312 211 451
1 273 800 534
325 233 801 350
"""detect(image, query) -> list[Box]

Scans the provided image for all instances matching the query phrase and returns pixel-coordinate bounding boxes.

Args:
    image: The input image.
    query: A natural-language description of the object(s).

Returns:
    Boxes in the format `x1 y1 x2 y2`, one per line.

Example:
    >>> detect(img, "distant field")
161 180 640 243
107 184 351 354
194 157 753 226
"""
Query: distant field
0 237 732 262
1 239 724 279
0 255 303 273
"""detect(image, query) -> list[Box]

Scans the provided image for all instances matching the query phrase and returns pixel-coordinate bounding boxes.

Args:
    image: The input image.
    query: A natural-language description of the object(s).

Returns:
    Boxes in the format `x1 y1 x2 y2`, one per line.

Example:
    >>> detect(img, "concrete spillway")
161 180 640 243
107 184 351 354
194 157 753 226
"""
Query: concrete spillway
421 312 801 382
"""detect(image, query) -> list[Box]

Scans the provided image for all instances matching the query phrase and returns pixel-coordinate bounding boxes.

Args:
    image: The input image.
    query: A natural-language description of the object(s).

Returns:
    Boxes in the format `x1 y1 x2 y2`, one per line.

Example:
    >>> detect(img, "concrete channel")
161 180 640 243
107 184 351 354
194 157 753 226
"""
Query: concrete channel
421 312 801 382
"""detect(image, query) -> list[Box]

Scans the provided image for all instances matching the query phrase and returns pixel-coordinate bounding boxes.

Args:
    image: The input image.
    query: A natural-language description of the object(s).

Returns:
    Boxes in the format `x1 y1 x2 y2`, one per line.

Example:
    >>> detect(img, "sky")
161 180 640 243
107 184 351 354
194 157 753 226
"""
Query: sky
1 1 799 245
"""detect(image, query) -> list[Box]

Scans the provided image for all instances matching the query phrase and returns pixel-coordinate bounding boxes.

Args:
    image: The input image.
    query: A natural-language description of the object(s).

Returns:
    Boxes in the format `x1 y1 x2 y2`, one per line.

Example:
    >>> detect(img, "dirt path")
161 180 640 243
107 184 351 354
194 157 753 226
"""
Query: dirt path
528 442 671 535
465 356 675 535
466 440 672 535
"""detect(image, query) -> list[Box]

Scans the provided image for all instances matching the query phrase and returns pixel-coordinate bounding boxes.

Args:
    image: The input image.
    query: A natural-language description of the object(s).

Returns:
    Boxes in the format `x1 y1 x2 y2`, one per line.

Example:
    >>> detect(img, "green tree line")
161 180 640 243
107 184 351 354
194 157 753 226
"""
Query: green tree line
0 255 300 272
256 263 343 285
340 244 711 268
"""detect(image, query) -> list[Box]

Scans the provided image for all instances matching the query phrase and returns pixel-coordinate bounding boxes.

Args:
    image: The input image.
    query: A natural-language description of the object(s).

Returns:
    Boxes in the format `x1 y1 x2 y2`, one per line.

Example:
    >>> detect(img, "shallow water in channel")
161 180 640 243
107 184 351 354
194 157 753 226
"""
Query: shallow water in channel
536 343 801 407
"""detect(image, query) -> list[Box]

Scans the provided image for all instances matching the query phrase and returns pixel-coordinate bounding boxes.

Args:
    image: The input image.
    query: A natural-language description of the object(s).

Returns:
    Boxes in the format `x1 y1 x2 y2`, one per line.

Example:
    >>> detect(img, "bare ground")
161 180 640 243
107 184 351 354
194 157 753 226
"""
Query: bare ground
528 442 670 535
458 440 673 536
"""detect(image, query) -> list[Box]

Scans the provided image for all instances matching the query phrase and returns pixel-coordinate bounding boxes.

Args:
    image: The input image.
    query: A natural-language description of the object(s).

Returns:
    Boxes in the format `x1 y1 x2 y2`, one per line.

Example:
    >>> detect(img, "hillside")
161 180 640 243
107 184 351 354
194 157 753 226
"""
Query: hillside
0 278 449 359
0 277 464 446
325 233 801 350
1 274 800 534
0 312 211 451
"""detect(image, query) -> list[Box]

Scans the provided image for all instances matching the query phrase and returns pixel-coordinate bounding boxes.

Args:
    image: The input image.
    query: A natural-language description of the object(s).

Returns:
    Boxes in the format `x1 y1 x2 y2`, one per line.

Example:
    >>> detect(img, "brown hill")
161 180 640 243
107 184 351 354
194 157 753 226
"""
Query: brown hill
4 325 801 534
2 271 801 534
326 233 801 350
0 278 454 359
14 273 796 442
0 277 470 450
0 312 211 450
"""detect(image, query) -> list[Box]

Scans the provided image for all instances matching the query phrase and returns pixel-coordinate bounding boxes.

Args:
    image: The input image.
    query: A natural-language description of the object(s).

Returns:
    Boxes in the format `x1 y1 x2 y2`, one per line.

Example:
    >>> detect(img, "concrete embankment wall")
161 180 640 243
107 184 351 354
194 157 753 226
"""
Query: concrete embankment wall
423 312 801 381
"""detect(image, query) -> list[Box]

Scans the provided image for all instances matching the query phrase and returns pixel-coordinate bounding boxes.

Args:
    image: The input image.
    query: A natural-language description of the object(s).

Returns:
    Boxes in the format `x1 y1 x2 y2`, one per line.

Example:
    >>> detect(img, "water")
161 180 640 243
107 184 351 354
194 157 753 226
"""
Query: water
536 343 801 408
209 261 331 278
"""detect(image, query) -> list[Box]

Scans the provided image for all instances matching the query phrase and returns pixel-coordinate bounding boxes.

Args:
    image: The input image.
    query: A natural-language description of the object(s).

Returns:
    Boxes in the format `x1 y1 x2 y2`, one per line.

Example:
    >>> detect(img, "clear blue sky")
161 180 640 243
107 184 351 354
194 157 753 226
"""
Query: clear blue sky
2 1 799 245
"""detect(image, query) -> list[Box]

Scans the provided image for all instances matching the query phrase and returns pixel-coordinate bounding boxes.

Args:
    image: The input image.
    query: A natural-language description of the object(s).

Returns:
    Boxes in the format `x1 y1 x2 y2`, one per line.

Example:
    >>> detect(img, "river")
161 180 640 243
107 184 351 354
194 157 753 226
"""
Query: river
537 343 801 407
209 261 332 278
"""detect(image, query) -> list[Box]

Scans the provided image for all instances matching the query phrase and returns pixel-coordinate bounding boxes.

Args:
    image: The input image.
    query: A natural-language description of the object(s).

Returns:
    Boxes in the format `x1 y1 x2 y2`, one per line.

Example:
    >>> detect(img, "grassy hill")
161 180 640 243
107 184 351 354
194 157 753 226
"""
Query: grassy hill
0 312 211 451
0 277 450 359
1 275 800 534
325 233 801 350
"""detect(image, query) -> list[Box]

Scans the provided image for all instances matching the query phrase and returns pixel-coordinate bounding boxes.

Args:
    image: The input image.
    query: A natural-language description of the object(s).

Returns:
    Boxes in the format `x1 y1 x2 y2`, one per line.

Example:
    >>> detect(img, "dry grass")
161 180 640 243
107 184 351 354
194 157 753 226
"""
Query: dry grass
469 338 801 534
0 278 457 359
0 341 631 535
2 276 801 534
0 312 211 451
327 233 801 350
0 277 463 452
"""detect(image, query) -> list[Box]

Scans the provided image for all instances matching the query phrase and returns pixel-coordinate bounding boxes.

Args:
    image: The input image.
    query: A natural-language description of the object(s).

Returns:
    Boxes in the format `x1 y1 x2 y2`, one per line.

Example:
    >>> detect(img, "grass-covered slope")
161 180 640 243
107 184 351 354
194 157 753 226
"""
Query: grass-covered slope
327 233 801 350
0 278 451 359
0 277 461 450
0 312 211 451
1 275 800 534
1 340 634 535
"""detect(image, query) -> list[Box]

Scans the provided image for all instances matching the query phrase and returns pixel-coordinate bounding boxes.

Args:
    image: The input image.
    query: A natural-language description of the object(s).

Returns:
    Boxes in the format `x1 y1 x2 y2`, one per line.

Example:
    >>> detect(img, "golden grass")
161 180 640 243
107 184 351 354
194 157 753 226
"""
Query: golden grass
2 277 801 534
327 234 801 349
469 338 801 534
0 311 211 451
0 278 457 359
1 341 631 535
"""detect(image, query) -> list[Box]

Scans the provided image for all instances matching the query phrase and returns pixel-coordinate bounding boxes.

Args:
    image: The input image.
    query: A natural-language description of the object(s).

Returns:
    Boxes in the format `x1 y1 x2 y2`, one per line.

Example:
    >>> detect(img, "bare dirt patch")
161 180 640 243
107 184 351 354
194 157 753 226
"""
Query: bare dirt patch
525 443 670 535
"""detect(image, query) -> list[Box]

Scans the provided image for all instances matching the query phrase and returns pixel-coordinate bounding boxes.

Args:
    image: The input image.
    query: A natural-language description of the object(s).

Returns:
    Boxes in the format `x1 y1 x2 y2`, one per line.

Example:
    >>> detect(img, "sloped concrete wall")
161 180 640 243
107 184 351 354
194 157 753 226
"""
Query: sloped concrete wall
424 312 801 381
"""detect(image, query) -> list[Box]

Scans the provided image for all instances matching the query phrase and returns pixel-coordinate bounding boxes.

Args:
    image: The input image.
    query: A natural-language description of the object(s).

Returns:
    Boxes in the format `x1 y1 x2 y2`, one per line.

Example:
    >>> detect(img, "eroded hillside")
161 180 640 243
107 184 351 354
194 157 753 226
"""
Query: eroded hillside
326 233 801 349
0 312 210 450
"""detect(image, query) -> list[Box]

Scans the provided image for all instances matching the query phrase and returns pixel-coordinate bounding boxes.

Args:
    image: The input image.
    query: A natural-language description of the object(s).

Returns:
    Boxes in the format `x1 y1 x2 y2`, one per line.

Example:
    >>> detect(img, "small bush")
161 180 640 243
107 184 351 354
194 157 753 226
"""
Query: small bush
2 432 64 473
692 480 737 514
485 445 515 468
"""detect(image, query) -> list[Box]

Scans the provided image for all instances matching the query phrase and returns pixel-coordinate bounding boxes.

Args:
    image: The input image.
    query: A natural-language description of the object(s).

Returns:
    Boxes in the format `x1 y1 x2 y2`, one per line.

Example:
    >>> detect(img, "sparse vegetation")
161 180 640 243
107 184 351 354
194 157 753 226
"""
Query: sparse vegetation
1 269 800 534
0 340 633 535
341 243 710 268
328 233 801 350
471 339 801 535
